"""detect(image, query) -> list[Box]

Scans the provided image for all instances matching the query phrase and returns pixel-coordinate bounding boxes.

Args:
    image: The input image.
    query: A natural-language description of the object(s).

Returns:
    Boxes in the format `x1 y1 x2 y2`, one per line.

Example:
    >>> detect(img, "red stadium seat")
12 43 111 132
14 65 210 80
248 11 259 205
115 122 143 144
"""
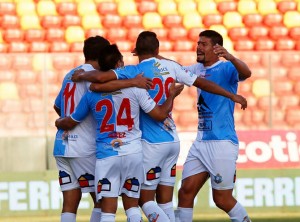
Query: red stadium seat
159 40 173 51
272 66 288 79
127 27 144 42
3 28 24 43
269 26 288 40
106 27 127 42
187 27 205 41
263 13 283 27
0 2 16 15
137 1 157 15
61 15 81 28
296 40 300 50
167 27 188 41
45 28 65 42
8 42 28 53
238 53 262 66
29 42 49 53
12 55 32 69
85 28 106 38
257 96 278 111
202 14 222 27
288 67 300 81
277 1 297 13
114 40 133 52
50 41 70 52
228 27 248 41
69 42 84 52
173 40 194 51
24 29 45 43
233 39 255 51
122 15 142 28
0 57 12 70
285 107 300 127
1 15 20 29
15 70 37 84
279 95 299 108
52 55 75 70
162 15 182 29
243 14 263 27
275 38 295 50
97 2 117 15
273 78 293 95
149 28 168 40
41 15 62 29
248 26 269 40
102 14 122 28
250 66 268 79
217 1 237 15
289 27 300 40
57 2 77 16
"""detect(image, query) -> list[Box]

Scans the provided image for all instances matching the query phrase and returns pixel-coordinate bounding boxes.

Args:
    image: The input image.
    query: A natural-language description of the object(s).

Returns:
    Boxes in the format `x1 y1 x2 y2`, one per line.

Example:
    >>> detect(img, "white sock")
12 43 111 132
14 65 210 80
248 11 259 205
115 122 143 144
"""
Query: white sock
228 202 251 222
125 207 143 222
61 212 76 222
158 202 175 222
90 208 101 222
100 212 115 222
142 201 170 222
174 207 193 222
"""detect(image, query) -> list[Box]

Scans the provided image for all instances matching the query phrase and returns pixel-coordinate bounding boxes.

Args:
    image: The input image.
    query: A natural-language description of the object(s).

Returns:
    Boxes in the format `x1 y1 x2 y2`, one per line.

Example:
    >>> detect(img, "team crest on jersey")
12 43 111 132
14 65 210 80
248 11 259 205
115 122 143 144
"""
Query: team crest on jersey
97 178 111 193
148 212 159 222
146 167 161 180
123 177 140 192
59 171 71 185
214 173 223 184
170 164 176 177
78 173 94 188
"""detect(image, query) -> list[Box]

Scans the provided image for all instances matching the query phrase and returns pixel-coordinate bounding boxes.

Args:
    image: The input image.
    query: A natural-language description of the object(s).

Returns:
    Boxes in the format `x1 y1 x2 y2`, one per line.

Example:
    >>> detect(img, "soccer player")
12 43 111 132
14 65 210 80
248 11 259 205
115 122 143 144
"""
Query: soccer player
175 30 252 222
55 44 184 222
53 36 151 222
71 31 247 222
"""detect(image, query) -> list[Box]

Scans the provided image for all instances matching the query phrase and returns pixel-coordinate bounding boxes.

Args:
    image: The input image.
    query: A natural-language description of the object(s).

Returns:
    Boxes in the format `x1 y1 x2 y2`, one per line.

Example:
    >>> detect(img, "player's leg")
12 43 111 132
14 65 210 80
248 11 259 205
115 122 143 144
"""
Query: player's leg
156 184 175 222
89 192 102 222
122 195 142 222
100 197 118 222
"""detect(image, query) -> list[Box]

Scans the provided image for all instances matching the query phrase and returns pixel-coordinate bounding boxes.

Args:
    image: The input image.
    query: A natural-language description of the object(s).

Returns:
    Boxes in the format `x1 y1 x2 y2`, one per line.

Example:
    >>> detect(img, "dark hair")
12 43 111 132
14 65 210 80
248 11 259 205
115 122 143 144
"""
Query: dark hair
135 31 159 55
83 36 110 61
199 30 223 46
98 44 122 71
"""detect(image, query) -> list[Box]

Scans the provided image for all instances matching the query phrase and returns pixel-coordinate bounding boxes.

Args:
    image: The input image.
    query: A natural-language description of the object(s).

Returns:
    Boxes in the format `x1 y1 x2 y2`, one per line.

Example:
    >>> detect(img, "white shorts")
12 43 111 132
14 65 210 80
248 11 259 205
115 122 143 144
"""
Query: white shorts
55 154 96 193
141 140 180 190
182 140 239 190
95 152 144 201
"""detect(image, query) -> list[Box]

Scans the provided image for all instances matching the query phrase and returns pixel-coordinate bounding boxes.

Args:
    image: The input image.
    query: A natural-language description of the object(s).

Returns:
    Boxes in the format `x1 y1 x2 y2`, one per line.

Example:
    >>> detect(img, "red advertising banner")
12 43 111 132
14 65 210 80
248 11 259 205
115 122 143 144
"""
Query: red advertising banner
237 130 300 169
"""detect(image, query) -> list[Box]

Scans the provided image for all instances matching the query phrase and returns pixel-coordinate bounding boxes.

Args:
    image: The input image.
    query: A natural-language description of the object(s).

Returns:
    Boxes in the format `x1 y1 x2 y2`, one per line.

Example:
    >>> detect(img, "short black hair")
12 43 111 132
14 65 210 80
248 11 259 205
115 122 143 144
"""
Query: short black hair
98 44 122 71
199 30 223 46
135 31 159 55
83 36 110 61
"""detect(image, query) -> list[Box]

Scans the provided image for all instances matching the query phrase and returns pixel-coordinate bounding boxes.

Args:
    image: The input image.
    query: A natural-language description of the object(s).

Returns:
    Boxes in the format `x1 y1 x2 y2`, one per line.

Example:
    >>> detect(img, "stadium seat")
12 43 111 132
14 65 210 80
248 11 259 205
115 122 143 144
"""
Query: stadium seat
24 29 45 43
85 28 106 38
77 1 97 16
242 108 264 125
0 43 7 53
52 55 75 70
178 53 197 66
15 69 37 84
70 42 84 52
142 12 163 29
127 27 144 41
0 2 16 15
97 2 117 15
182 12 203 29
176 110 198 131
16 1 35 16
248 26 269 40
223 11 244 29
287 67 300 81
237 0 257 15
283 11 300 28
243 14 263 27
285 107 300 127
263 13 283 27
275 38 296 50
29 42 49 53
37 0 57 16
209 24 228 38
102 14 122 28
257 0 278 15
1 15 20 29
106 27 127 42
269 26 288 40
114 40 133 52
162 15 182 29
20 15 41 30
250 66 268 79
167 27 188 41
157 1 177 16
149 28 168 40
81 14 102 30
202 14 222 27
296 40 300 50
159 40 173 51
289 27 300 40
198 0 218 16
65 26 85 44
0 100 22 113
272 66 288 79
62 15 81 28
277 1 297 13
217 1 237 14
0 57 12 71
12 55 32 70
178 1 197 16
3 28 24 43
187 27 205 41
252 79 271 98
50 41 70 52
56 2 77 16
173 40 194 51
257 96 278 111
117 1 138 16
137 1 157 15
41 15 62 29
273 78 293 95
45 28 65 42
228 27 248 41
0 82 19 100
238 53 262 66
279 95 299 108
122 15 142 28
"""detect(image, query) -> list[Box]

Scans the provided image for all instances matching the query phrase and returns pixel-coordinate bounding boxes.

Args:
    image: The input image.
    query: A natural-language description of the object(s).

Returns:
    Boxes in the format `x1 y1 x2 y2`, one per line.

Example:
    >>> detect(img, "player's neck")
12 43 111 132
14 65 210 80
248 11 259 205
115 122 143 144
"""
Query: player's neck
138 54 156 63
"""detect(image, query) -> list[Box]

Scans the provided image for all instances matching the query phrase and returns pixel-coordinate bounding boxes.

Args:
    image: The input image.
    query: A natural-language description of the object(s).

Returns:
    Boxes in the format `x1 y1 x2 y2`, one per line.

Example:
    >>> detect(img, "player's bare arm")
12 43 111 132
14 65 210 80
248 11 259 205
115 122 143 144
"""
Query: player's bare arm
55 116 78 131
54 105 61 116
90 74 153 92
148 81 184 121
193 77 247 109
213 44 252 80
72 69 117 83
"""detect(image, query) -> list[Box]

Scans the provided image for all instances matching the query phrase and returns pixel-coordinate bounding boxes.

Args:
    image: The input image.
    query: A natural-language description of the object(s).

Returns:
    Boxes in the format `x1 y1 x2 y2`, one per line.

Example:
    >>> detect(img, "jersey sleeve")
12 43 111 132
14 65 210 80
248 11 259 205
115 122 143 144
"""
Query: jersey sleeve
183 64 199 75
70 93 90 122
226 62 239 84
113 65 140 80
135 88 156 113
172 62 197 86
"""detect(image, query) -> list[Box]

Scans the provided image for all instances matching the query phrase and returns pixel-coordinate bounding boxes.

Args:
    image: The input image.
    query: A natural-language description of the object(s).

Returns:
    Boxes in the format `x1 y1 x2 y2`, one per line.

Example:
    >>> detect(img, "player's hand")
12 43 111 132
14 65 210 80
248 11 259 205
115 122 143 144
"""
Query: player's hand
71 69 85 82
133 73 153 89
213 44 234 61
231 94 247 110
169 81 184 98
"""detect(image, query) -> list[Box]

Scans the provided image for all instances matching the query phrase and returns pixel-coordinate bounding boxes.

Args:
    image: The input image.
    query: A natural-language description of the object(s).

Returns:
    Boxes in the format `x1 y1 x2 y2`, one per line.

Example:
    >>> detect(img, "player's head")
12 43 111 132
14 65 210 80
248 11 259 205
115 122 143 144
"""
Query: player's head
135 31 159 56
196 30 223 65
98 44 124 71
83 35 110 62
